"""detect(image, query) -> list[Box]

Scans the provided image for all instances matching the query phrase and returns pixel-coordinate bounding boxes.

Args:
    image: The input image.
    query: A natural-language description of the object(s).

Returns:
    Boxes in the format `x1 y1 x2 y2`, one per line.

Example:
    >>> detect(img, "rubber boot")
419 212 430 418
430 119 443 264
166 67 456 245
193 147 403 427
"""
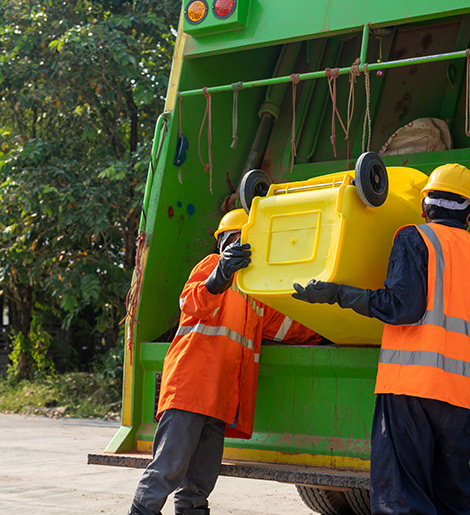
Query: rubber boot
175 508 210 515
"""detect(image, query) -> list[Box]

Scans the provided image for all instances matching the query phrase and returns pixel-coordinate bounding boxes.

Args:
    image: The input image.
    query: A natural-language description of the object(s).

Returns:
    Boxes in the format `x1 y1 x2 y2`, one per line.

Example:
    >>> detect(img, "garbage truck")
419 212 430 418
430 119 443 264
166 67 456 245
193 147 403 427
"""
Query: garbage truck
88 1 470 513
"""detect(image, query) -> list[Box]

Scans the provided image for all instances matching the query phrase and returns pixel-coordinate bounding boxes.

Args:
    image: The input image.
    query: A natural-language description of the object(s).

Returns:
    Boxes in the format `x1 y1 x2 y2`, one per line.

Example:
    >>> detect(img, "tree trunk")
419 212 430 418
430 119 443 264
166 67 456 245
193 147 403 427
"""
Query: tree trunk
8 284 33 337
7 283 34 379
125 84 138 153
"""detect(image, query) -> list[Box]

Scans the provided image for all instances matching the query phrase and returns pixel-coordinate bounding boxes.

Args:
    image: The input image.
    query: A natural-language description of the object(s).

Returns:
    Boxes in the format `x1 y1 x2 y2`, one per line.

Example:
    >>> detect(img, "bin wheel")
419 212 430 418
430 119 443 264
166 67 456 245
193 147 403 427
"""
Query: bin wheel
344 488 371 515
296 485 355 515
355 152 388 207
239 169 271 214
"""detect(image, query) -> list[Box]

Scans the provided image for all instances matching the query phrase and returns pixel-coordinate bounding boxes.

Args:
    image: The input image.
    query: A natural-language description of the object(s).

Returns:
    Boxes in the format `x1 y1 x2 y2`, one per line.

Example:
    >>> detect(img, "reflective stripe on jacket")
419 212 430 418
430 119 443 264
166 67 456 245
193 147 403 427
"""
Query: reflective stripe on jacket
157 254 320 439
375 223 470 409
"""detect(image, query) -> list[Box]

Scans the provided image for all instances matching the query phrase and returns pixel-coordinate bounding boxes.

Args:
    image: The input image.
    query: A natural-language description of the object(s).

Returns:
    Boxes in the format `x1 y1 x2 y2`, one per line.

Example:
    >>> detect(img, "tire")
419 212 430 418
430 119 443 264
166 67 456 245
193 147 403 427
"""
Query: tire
344 488 371 515
296 485 355 515
354 152 388 207
239 169 271 213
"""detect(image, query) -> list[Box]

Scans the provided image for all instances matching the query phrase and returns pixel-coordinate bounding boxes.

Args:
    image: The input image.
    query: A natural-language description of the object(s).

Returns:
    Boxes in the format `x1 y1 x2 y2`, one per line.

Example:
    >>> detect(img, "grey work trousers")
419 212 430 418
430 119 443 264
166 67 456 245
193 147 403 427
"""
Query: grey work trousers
130 409 226 515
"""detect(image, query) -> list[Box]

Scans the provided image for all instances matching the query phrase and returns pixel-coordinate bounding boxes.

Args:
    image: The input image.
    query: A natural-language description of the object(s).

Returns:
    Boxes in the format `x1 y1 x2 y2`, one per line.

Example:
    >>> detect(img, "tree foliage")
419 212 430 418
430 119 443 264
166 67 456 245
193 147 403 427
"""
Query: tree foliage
0 0 180 378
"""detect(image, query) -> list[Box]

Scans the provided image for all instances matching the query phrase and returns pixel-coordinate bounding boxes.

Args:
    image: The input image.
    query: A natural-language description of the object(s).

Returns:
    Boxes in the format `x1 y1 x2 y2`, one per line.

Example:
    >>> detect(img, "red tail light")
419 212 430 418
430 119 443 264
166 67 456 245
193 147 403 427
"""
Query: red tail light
213 0 236 19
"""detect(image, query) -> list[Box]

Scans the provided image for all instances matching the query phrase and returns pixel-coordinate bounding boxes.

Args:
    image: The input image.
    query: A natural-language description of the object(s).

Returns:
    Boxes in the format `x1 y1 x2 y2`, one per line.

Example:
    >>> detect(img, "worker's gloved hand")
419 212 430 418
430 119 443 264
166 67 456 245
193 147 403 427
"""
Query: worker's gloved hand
205 239 251 294
292 280 339 304
292 280 371 317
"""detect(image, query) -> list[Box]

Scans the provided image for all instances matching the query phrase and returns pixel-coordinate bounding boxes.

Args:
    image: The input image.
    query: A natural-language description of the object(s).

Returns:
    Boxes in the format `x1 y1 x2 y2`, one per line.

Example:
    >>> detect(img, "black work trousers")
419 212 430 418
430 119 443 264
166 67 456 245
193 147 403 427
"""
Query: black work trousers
371 394 470 514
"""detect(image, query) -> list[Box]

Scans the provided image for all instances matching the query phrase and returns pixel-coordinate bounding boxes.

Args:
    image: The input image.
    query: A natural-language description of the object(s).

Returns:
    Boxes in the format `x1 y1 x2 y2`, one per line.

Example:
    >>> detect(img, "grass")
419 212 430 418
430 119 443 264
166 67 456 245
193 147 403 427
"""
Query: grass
0 371 122 420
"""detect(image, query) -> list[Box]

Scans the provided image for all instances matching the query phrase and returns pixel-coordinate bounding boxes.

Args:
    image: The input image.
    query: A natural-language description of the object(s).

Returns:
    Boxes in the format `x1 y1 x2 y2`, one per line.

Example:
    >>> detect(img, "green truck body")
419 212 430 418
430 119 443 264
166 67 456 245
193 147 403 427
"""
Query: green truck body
88 2 470 512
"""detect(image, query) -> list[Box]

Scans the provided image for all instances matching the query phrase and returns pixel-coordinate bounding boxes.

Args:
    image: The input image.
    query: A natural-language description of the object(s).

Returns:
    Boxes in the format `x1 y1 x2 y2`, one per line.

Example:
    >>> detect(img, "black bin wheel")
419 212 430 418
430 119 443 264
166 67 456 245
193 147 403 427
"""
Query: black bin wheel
355 152 388 207
296 485 355 515
239 169 271 214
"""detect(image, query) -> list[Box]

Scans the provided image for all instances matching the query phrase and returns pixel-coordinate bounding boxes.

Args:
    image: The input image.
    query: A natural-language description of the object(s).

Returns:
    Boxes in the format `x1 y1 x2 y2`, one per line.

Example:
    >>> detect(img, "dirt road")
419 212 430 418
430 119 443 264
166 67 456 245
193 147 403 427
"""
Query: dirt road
0 413 314 514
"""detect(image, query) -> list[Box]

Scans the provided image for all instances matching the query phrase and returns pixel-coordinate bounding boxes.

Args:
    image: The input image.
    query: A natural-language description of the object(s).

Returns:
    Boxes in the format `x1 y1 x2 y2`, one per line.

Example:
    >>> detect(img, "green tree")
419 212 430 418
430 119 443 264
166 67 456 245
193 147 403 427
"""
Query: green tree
0 0 179 378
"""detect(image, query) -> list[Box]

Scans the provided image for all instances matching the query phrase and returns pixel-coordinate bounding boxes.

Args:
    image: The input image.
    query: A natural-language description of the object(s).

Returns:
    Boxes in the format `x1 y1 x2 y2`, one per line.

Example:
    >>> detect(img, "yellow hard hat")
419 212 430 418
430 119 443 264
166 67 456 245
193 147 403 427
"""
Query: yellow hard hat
421 163 470 200
214 209 248 240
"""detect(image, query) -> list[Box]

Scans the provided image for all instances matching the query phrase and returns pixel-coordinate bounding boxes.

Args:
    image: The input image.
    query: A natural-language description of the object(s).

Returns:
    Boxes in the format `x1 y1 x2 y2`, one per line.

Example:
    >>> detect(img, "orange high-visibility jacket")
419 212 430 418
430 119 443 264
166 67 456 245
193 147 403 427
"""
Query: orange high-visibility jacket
376 222 470 409
157 253 321 439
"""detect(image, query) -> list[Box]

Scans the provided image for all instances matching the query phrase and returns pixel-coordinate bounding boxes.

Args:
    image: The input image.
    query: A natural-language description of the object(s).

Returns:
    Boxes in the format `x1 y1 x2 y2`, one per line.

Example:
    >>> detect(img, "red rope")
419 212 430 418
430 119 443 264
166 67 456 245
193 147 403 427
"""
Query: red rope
346 59 361 169
326 68 347 158
198 87 214 193
290 73 300 174
362 64 372 152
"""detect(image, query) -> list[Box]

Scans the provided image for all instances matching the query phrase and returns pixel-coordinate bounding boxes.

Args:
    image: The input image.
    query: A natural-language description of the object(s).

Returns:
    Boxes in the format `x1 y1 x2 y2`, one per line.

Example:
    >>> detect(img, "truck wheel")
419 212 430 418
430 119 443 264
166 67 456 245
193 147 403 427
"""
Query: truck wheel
354 151 388 207
344 488 371 515
296 485 355 515
239 169 271 214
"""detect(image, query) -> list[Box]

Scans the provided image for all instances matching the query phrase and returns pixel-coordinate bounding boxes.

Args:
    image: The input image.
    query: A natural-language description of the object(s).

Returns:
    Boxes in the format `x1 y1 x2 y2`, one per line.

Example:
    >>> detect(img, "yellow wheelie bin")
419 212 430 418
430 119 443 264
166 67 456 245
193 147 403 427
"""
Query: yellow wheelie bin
237 155 428 345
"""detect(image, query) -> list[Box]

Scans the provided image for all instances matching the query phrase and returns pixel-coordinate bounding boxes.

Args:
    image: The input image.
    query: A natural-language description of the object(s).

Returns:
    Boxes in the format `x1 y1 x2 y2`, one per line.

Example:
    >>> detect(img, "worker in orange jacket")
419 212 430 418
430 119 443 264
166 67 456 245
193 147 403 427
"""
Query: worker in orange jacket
128 209 321 515
292 164 470 514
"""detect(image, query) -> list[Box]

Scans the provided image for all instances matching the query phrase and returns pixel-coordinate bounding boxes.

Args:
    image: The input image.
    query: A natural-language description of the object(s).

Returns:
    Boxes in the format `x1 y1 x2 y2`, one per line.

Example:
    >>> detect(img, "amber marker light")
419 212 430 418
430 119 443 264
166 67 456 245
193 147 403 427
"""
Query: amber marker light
185 0 208 24
213 0 236 19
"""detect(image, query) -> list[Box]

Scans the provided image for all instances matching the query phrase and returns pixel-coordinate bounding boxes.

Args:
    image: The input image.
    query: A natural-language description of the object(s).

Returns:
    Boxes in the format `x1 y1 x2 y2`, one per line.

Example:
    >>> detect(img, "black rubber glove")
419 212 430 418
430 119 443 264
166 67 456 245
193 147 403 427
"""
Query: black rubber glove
336 284 371 317
292 280 339 304
205 239 251 294
292 280 371 317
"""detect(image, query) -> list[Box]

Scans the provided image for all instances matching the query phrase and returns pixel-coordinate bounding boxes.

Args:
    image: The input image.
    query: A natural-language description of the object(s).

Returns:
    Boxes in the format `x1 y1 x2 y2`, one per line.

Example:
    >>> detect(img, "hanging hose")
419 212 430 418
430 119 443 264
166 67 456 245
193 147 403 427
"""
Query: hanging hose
242 42 303 174
140 113 168 231
198 87 214 193
231 82 244 149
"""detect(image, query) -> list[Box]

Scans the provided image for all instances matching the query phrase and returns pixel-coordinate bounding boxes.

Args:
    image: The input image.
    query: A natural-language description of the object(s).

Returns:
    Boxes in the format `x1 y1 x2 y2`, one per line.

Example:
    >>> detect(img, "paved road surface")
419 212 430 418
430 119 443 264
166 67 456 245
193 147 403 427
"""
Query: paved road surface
0 414 314 514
